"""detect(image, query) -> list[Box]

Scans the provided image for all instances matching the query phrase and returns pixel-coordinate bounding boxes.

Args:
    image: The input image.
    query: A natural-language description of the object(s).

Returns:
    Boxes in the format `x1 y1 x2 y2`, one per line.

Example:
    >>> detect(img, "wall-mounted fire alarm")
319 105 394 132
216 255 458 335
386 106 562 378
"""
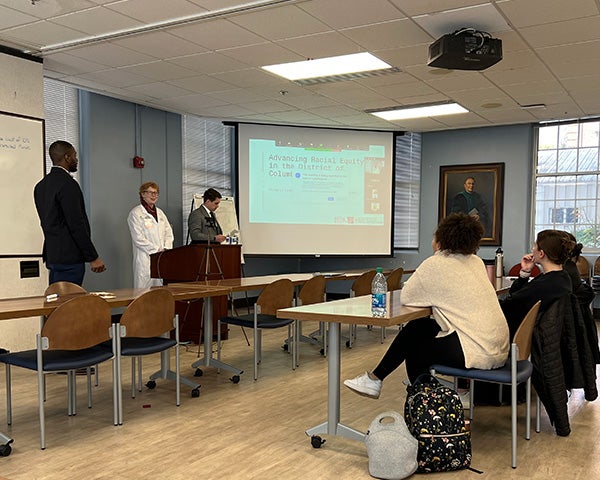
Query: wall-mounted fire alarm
133 156 145 168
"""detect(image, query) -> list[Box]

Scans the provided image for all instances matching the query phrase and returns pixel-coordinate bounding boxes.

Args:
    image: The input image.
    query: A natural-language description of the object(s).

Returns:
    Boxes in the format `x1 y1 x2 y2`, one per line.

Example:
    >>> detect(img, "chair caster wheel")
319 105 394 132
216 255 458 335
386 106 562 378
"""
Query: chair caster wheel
319 348 325 355
191 388 200 398
310 435 325 448
282 343 289 351
0 444 12 456
230 375 240 384
146 380 156 389
194 368 203 377
345 340 351 348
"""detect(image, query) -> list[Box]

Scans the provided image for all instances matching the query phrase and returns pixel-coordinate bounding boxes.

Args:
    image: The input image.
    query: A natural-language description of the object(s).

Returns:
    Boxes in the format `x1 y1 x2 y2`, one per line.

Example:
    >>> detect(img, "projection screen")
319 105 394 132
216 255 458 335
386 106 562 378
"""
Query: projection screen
236 123 396 256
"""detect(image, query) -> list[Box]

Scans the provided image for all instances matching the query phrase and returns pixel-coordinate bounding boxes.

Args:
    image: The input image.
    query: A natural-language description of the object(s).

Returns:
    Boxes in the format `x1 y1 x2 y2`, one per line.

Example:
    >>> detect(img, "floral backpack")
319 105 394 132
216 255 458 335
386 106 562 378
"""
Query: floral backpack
403 374 472 473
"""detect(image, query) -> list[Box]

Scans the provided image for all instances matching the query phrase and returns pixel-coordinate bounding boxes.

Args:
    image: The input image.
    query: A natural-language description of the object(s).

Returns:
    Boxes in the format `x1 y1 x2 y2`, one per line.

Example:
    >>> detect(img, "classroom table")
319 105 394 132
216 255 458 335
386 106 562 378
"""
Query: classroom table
0 284 231 395
171 269 388 376
277 290 430 444
275 276 515 444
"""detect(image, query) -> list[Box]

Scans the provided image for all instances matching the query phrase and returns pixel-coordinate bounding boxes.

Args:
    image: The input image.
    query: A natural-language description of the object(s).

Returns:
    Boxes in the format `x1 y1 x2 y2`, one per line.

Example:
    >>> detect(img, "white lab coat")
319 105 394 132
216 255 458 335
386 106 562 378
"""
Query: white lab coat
127 204 174 289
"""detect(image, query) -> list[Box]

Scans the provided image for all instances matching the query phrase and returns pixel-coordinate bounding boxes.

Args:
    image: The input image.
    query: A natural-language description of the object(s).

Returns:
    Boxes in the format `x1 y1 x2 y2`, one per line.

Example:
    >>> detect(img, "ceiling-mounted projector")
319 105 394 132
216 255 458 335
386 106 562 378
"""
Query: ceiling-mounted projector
427 28 502 71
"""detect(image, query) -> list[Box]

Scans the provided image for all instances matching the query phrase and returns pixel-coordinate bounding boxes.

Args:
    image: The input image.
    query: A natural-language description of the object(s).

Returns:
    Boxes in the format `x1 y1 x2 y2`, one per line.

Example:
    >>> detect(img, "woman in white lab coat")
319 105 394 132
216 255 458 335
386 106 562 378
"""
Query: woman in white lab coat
127 182 174 289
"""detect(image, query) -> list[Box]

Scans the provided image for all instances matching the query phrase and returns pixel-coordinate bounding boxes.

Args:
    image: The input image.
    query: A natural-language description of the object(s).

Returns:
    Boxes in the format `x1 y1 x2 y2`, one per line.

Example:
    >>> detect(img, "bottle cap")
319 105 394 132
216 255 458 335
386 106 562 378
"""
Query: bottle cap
376 267 383 273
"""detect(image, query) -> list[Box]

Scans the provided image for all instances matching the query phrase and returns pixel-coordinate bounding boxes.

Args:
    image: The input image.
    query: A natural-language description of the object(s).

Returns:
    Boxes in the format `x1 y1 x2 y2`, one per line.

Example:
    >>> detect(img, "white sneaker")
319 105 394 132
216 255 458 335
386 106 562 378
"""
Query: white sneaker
344 372 382 399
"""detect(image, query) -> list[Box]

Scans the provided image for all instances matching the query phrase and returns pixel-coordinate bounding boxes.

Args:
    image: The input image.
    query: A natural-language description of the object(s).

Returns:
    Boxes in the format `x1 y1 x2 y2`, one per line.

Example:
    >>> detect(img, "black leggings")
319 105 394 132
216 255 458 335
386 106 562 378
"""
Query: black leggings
372 317 466 384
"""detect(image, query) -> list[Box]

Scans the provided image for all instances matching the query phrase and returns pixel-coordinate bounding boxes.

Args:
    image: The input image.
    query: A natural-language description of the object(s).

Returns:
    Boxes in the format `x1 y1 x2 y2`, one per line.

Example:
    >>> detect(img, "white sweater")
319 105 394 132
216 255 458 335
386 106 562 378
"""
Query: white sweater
401 251 509 369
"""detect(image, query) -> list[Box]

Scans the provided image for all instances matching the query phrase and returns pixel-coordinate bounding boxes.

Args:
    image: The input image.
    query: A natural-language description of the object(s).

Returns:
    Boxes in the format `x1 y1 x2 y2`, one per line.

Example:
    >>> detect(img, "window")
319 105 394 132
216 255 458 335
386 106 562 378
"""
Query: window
535 120 600 248
394 132 421 249
43 78 80 179
182 115 233 241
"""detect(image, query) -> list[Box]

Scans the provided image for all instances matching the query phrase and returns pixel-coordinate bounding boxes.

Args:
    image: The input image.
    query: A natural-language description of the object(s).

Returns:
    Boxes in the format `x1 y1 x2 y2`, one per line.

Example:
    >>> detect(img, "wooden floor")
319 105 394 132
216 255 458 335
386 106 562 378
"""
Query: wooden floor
0 321 599 480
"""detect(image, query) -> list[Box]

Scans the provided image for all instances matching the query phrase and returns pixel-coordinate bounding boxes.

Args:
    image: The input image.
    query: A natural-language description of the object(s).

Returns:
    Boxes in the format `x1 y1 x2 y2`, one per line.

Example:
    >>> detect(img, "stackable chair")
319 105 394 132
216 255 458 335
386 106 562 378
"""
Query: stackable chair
430 301 541 468
44 282 100 387
115 289 179 425
507 264 541 277
218 278 295 380
576 256 590 282
296 275 327 357
0 294 117 449
348 270 376 347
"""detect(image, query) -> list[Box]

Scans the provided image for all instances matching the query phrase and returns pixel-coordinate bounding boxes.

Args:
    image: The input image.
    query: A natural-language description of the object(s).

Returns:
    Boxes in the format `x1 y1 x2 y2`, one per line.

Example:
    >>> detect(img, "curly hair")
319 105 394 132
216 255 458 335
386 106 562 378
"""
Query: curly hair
564 232 583 261
434 213 484 255
536 230 576 265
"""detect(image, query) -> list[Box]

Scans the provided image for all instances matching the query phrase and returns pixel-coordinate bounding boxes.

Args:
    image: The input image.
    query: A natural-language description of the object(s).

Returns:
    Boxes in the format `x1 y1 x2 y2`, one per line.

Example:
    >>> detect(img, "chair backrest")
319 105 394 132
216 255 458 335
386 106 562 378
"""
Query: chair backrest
256 278 294 315
507 263 541 277
351 270 376 297
44 281 87 296
297 275 326 306
594 256 600 276
42 294 112 350
513 300 541 360
576 256 590 280
386 267 404 291
119 289 175 338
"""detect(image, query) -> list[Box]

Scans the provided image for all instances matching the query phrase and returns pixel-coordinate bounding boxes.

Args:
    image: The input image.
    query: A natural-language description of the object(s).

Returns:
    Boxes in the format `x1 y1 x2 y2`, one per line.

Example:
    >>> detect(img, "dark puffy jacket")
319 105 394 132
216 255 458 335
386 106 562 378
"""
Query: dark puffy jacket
531 294 599 436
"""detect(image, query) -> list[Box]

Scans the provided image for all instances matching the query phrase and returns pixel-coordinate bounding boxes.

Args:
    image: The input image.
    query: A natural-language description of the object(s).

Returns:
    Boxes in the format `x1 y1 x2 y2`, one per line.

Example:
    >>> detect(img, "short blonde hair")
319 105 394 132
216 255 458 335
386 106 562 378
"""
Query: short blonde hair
139 181 159 197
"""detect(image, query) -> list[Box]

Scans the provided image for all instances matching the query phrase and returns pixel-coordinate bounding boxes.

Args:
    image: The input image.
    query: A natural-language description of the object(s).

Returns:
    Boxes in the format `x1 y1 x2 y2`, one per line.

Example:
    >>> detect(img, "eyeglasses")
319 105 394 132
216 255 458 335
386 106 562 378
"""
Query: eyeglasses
143 191 159 196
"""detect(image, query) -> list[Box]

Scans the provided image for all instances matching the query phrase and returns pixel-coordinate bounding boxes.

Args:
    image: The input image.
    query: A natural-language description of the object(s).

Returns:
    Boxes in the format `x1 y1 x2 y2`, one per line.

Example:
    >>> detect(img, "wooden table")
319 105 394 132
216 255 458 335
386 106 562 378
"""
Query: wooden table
277 290 430 444
0 284 232 394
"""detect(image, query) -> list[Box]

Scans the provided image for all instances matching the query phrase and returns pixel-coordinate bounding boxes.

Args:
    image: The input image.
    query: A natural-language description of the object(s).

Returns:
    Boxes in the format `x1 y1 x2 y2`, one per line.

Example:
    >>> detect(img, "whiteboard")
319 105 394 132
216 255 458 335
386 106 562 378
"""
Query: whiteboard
0 111 45 256
192 194 244 262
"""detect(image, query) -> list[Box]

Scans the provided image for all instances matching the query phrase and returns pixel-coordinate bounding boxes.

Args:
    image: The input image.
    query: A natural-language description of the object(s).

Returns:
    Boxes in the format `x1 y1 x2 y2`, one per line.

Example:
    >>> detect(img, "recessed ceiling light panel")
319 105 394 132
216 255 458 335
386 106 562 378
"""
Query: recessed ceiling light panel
368 102 468 121
262 52 392 81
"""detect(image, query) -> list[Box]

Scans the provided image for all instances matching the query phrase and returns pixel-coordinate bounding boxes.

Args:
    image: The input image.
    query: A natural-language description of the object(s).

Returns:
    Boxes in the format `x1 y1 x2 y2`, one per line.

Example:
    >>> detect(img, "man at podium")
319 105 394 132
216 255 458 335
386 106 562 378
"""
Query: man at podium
188 188 226 244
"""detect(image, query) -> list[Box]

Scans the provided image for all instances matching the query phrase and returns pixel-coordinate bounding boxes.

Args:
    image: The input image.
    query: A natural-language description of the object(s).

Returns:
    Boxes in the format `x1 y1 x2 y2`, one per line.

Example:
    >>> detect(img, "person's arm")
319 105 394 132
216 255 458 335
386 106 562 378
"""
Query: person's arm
127 208 160 254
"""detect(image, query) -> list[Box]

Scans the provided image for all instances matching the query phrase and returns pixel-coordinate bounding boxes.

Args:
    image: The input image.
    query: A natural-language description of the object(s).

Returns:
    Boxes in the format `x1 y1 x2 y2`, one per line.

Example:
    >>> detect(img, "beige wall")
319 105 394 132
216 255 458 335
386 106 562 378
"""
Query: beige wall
0 51 46 350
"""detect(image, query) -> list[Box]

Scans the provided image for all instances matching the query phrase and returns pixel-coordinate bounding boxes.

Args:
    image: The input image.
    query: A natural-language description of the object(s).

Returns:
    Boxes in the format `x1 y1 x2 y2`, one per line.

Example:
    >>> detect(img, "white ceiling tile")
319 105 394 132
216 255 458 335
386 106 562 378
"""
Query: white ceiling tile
105 0 207 23
277 31 361 59
49 6 142 37
118 61 199 82
220 43 302 67
211 68 286 88
168 52 249 74
342 19 433 50
412 3 510 38
0 0 97 18
0 5 38 30
64 43 156 67
389 0 489 17
298 0 405 29
125 82 195 99
228 4 330 41
113 32 208 59
497 0 599 28
238 100 295 114
43 52 107 75
169 19 264 50
167 75 237 93
519 15 600 48
76 68 153 88
2 21 87 50
207 89 268 104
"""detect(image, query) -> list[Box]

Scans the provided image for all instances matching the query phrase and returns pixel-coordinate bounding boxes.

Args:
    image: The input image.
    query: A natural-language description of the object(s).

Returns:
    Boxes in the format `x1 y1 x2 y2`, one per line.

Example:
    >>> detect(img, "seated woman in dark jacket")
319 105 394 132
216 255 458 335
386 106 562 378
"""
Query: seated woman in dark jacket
500 230 575 338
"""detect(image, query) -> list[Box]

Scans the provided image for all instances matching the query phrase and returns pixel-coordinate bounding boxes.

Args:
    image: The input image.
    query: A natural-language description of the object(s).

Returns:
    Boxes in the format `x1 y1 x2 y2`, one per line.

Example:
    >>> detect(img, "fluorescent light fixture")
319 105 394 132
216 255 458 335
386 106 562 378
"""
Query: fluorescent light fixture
369 102 468 121
262 52 391 81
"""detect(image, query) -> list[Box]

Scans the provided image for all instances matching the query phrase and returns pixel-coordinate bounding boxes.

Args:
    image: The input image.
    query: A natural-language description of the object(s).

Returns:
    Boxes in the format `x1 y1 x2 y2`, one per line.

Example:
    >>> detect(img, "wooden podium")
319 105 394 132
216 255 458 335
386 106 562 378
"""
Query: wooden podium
150 244 242 343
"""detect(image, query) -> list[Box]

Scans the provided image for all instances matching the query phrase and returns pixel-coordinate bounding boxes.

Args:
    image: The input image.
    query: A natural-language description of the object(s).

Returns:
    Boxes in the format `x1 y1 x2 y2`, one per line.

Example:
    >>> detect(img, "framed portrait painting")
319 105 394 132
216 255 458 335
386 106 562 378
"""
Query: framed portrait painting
439 163 505 246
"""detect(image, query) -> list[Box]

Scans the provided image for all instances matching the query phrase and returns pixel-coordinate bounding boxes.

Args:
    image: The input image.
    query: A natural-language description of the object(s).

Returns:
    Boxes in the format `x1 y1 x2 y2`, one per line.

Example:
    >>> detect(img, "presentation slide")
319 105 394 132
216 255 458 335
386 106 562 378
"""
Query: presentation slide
237 123 395 256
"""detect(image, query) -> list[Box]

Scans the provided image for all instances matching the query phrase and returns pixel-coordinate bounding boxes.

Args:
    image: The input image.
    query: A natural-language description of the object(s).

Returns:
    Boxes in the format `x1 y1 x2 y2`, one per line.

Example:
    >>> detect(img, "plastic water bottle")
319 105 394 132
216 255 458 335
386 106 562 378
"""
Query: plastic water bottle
371 267 387 317
495 248 504 278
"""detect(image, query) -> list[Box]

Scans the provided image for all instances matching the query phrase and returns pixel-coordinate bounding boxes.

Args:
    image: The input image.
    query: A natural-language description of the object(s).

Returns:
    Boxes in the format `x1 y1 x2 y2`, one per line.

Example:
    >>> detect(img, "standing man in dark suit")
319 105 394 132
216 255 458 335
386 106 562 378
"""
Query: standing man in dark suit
34 140 106 286
188 188 226 244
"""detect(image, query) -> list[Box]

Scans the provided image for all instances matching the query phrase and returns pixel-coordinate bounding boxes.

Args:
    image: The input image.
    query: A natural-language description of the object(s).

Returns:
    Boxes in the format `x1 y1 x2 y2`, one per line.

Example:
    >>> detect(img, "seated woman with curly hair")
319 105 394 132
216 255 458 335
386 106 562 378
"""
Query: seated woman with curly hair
344 213 509 399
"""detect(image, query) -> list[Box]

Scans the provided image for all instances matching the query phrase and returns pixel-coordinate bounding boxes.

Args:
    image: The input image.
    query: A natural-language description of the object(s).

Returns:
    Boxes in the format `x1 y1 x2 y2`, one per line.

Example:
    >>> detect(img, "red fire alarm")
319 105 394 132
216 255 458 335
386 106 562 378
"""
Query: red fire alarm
133 156 145 168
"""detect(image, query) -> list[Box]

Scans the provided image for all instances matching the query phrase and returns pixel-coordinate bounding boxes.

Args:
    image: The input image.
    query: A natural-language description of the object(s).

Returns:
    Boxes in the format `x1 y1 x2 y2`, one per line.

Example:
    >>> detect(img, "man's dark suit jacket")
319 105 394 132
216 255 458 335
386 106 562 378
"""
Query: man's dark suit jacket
34 166 98 265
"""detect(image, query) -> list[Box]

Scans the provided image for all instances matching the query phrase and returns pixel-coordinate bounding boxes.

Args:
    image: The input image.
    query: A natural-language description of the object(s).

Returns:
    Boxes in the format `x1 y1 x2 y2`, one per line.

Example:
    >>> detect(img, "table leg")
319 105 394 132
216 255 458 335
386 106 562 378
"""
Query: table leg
305 322 365 443
190 297 243 375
